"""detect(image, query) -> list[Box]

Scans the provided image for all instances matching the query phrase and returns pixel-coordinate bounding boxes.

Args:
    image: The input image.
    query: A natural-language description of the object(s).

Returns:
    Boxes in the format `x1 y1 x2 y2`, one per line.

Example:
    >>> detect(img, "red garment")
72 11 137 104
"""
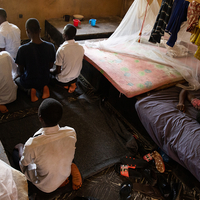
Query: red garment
187 1 200 32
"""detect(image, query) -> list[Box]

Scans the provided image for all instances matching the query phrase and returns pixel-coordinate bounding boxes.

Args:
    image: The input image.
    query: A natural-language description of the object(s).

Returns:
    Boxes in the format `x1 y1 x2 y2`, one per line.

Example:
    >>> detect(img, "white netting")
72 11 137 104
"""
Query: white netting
85 0 200 90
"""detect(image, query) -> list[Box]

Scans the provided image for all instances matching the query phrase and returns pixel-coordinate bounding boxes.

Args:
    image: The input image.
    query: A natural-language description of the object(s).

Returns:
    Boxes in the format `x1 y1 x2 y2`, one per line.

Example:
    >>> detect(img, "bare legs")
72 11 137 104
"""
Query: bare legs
63 82 77 93
0 105 8 113
177 89 200 112
31 85 50 102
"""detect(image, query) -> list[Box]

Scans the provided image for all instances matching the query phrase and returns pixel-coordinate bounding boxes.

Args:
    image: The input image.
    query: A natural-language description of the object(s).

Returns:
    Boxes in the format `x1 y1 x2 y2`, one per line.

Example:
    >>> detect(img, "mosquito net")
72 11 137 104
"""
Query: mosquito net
85 0 200 90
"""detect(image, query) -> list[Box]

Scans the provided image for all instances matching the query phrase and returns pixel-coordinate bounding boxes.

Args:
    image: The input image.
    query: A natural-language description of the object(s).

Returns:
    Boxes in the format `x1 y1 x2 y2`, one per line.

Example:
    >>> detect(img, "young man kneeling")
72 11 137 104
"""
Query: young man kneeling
14 98 82 193
51 24 84 93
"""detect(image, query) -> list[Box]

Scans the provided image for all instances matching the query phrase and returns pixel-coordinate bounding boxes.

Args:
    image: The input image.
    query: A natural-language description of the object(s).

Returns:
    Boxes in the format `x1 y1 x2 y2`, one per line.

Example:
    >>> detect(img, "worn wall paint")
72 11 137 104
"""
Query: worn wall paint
0 0 123 39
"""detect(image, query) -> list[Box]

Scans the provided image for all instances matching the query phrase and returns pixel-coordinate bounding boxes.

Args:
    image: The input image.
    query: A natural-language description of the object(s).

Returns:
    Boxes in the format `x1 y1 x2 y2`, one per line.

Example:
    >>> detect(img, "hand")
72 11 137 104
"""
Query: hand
177 103 185 112
14 143 24 150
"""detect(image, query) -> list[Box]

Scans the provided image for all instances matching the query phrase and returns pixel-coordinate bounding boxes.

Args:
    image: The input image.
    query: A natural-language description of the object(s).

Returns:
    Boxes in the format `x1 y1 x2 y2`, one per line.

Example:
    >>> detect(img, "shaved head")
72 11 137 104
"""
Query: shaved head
0 8 7 19
63 24 77 40
25 18 41 34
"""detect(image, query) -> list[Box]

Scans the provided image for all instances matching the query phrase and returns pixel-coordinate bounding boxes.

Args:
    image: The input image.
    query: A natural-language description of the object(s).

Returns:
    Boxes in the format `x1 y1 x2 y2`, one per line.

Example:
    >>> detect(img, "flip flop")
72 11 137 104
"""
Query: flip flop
141 168 157 186
120 181 132 200
157 174 171 199
115 163 143 179
120 156 150 169
143 151 165 173
151 151 165 173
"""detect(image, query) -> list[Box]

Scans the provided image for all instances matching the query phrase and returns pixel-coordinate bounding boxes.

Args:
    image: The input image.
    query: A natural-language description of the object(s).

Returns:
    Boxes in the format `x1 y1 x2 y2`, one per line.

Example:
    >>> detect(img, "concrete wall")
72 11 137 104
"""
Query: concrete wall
1 0 162 40
1 0 123 39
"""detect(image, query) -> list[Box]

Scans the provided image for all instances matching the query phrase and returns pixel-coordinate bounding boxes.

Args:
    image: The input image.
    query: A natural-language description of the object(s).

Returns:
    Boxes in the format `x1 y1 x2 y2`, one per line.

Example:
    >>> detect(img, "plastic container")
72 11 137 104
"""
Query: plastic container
73 19 81 27
89 19 96 26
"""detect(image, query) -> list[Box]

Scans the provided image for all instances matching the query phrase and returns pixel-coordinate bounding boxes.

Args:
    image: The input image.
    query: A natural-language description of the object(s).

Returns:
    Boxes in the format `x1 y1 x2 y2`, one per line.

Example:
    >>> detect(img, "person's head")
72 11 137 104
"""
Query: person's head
196 112 200 124
0 8 7 24
63 24 77 40
25 18 41 38
38 98 63 127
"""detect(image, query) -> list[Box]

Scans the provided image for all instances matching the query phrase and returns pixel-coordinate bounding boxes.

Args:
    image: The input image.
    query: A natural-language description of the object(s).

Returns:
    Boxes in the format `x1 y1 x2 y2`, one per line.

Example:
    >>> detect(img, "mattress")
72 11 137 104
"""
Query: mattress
135 86 200 182
84 46 183 98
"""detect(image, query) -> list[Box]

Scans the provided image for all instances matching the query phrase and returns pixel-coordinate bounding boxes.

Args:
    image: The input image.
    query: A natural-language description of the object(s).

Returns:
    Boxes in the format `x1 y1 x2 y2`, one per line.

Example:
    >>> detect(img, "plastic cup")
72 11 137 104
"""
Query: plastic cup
63 15 70 22
89 19 96 27
73 19 81 27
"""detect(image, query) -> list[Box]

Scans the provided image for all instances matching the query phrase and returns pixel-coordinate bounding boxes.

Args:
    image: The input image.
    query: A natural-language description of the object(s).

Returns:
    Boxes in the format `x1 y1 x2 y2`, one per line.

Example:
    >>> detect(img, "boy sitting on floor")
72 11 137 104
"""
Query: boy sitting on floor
15 18 56 102
0 51 17 113
0 8 21 59
50 24 84 93
14 98 82 193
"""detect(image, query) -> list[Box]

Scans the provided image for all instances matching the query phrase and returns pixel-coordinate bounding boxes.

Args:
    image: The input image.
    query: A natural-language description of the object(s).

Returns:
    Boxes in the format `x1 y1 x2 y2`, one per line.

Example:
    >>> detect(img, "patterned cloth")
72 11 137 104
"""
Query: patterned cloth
165 0 189 47
186 1 200 33
149 0 174 44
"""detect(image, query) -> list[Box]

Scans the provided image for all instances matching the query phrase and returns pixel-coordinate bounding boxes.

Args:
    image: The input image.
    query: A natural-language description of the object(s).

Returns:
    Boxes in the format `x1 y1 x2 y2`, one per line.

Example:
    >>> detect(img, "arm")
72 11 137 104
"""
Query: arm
49 62 54 69
17 64 24 76
177 89 187 112
14 143 24 159
50 65 61 76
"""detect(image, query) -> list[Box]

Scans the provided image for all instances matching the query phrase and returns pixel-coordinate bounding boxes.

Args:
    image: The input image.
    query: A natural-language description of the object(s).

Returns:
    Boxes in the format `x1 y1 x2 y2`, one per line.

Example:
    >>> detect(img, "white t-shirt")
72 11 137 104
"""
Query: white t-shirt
0 51 17 104
55 40 84 83
20 125 76 193
0 21 21 59
0 160 18 200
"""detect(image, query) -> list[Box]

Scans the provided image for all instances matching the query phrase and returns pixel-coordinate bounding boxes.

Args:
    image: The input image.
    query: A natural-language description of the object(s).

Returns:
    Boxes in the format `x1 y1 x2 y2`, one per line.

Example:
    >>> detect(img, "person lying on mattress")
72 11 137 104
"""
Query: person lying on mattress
50 24 84 93
13 98 82 194
177 88 200 113
15 18 56 102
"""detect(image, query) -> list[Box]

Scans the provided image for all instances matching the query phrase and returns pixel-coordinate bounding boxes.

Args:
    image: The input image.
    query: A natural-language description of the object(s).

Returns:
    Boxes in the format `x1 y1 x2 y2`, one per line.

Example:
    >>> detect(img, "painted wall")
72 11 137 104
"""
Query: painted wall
121 0 162 16
0 0 123 39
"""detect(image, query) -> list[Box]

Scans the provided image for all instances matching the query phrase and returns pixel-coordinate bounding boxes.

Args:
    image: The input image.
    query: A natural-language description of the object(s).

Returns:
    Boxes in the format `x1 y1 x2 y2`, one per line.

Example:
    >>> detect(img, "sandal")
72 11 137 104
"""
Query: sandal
143 151 165 173
115 163 143 179
141 168 157 186
157 174 171 199
120 156 150 169
120 181 132 200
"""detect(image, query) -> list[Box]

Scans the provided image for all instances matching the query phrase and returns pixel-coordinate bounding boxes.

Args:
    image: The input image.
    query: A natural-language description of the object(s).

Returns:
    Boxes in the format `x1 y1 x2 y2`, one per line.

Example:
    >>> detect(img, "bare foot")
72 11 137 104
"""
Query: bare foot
177 103 185 113
31 88 38 102
68 83 77 93
42 85 50 99
64 86 69 89
71 163 82 190
0 105 8 113
59 178 69 188
14 143 24 150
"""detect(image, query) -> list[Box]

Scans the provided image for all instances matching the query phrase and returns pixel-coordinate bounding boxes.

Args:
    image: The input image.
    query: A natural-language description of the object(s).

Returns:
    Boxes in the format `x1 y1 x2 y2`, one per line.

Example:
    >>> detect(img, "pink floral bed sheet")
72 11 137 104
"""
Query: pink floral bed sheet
84 46 183 98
